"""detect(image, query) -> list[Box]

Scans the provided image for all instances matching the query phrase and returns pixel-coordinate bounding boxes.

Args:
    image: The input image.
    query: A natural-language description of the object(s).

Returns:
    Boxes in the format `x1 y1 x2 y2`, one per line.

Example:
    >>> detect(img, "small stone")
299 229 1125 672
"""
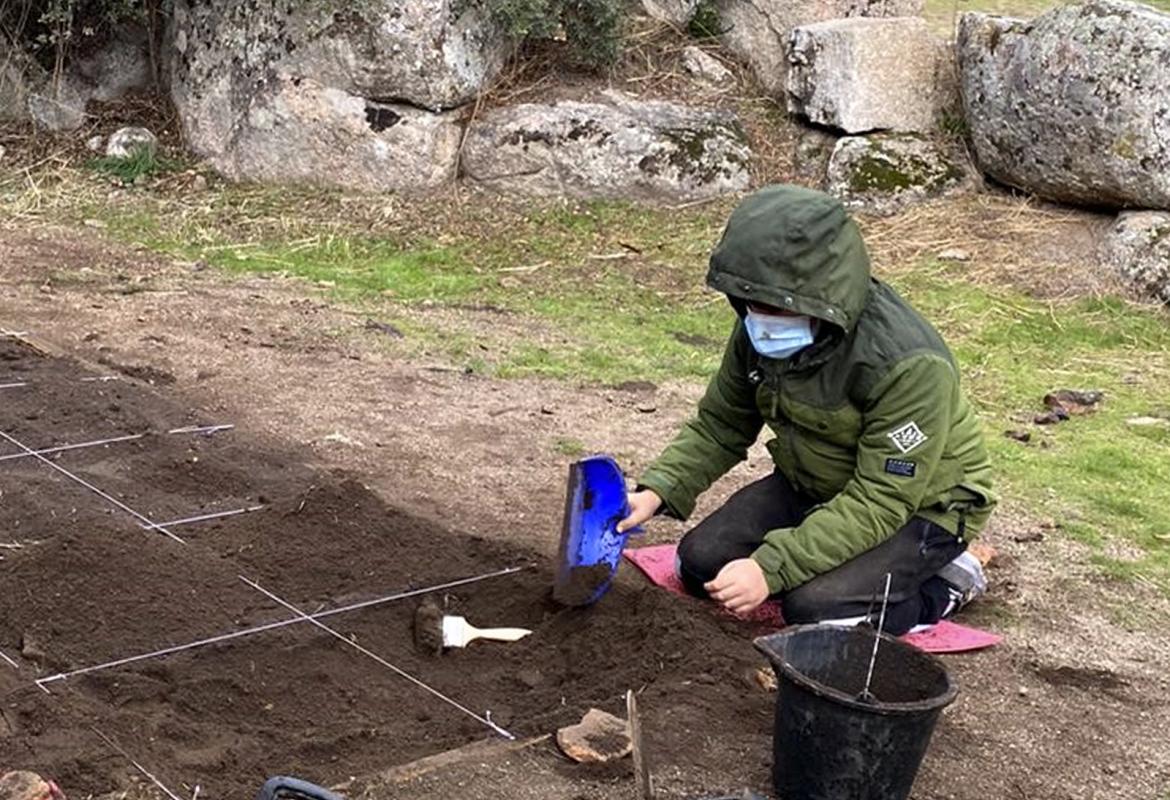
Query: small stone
968 542 997 567
364 319 404 339
516 669 543 689
937 248 971 262
1033 409 1068 425
1017 686 1029 698
1044 389 1103 416
681 46 733 85
556 708 632 764
86 135 106 153
754 668 778 692
83 219 107 229
320 432 364 448
0 771 63 800
105 126 158 160
1126 416 1170 427
490 705 514 727
636 403 657 414
1004 429 1031 443
19 634 46 661
1013 528 1045 544
191 174 209 191
540 405 555 415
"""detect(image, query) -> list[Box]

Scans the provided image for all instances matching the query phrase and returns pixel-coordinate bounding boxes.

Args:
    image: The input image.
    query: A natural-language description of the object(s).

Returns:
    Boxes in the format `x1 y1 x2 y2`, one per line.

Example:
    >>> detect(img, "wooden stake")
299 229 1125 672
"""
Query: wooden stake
627 689 653 800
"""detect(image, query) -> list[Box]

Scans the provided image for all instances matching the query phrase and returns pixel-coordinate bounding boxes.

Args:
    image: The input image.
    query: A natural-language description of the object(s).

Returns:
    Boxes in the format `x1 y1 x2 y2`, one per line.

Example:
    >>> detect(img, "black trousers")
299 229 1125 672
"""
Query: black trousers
677 472 966 635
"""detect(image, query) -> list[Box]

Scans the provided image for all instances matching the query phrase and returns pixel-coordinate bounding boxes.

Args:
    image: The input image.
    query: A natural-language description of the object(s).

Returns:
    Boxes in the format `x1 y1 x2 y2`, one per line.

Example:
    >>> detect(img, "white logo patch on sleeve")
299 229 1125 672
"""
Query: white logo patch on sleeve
887 422 929 454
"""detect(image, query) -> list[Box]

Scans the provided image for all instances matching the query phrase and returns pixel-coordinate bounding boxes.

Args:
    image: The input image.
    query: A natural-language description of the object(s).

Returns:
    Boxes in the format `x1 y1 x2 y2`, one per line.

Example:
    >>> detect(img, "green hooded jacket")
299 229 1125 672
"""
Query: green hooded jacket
638 185 996 595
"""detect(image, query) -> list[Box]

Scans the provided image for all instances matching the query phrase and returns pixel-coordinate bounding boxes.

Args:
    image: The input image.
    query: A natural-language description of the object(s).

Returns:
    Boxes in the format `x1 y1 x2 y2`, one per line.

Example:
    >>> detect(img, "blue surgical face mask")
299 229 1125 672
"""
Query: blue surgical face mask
744 310 815 358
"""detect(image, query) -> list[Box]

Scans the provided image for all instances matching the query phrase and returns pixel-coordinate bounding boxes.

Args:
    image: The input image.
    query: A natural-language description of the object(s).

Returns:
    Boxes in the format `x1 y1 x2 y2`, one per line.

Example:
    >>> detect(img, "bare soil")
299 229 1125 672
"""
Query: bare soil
0 336 774 799
1 223 1168 800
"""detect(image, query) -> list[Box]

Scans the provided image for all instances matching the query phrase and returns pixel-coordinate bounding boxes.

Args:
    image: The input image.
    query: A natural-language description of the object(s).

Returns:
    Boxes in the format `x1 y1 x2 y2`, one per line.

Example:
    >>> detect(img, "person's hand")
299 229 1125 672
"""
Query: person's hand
705 558 770 615
617 489 662 533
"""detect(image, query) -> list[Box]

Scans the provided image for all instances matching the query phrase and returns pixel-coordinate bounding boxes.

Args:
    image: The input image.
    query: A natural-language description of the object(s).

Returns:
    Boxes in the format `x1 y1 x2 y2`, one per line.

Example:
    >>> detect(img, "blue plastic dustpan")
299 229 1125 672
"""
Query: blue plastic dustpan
552 455 641 607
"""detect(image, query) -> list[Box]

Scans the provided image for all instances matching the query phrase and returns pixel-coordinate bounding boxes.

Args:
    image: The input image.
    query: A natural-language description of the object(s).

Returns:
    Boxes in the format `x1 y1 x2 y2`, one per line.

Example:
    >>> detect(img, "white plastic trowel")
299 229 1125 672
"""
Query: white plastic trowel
441 615 532 649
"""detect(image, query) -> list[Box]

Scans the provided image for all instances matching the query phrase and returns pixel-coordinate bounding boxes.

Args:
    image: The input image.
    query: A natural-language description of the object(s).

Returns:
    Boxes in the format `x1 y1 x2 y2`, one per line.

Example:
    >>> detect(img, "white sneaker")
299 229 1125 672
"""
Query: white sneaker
936 550 987 617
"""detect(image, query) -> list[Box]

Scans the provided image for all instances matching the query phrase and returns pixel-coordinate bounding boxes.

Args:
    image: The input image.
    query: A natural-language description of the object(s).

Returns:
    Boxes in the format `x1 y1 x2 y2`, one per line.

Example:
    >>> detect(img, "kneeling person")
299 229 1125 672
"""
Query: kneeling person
618 186 995 635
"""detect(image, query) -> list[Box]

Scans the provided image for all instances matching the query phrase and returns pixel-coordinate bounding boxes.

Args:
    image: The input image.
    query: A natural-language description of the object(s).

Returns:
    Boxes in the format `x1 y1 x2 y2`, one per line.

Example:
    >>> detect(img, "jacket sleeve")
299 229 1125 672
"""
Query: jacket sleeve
638 320 764 520
751 353 957 594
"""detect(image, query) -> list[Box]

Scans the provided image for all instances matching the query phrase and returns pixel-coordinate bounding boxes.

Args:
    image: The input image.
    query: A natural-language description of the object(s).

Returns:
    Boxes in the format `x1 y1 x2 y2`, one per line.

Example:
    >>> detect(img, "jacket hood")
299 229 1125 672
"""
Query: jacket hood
706 185 872 333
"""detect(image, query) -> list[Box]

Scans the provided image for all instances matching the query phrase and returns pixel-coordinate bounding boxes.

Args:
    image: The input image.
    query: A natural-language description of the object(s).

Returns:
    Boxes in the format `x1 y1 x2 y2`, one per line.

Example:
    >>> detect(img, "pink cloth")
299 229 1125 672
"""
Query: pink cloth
622 543 1001 653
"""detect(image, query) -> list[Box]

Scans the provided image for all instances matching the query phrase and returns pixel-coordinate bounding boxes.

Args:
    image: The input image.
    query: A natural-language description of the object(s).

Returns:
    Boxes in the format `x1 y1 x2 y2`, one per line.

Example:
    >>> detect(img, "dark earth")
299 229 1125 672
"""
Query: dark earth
0 338 773 799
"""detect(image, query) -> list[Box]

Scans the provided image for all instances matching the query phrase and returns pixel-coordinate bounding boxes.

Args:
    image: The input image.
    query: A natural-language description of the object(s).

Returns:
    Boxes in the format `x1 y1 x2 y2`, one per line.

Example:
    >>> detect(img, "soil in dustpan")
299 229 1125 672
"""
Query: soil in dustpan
0 339 771 798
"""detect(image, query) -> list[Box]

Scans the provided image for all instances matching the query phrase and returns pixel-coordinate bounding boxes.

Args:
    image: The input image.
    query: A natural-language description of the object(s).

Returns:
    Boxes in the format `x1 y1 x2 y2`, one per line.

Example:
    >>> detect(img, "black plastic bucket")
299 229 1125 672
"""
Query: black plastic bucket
754 624 958 800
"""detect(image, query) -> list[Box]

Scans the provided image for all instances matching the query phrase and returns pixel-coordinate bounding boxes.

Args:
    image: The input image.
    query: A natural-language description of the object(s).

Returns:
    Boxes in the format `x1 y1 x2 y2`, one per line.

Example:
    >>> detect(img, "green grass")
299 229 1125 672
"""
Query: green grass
88 147 182 184
51 187 1170 596
892 264 1170 592
554 437 588 457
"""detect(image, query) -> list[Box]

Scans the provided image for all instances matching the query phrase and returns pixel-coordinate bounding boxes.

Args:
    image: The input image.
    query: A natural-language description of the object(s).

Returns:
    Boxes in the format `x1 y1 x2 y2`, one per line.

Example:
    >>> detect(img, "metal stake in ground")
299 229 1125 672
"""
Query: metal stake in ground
239 575 518 741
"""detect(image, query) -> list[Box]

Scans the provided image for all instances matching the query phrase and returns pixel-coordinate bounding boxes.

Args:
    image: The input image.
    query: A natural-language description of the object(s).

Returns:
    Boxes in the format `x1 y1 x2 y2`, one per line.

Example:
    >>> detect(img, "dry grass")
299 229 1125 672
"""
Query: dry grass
858 194 1127 300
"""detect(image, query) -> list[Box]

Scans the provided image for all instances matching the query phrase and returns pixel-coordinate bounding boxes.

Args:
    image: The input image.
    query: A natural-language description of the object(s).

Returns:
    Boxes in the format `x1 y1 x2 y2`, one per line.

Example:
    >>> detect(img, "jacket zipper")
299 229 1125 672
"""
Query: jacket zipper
775 362 806 492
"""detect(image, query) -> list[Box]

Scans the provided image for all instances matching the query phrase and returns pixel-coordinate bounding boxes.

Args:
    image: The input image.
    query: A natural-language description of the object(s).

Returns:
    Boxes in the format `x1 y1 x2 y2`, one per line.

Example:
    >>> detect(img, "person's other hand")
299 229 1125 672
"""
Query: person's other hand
617 490 662 533
705 558 769 615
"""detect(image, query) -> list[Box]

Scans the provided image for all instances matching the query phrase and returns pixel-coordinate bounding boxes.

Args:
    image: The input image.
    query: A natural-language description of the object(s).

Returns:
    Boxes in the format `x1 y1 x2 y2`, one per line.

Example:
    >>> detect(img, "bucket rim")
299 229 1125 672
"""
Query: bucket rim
753 623 960 715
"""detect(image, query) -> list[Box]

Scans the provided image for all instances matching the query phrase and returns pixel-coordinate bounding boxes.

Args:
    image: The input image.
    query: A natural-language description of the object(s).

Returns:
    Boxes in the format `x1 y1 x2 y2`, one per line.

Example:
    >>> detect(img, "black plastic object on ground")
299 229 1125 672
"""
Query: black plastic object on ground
754 624 958 800
256 777 345 800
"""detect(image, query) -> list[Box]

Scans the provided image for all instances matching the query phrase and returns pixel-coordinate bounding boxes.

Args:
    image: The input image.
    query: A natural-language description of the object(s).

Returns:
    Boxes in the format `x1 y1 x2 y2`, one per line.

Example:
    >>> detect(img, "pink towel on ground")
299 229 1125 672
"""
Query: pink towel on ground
622 543 1002 654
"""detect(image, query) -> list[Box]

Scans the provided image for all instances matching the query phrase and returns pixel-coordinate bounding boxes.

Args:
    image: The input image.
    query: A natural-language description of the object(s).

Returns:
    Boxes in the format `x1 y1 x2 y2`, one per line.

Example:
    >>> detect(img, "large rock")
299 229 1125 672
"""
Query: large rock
826 133 975 214
716 0 924 96
8 25 151 131
1104 211 1170 304
788 18 944 134
170 0 502 191
27 83 88 132
792 126 839 187
958 1 1170 209
0 39 41 122
217 75 463 193
461 91 752 203
71 23 153 102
